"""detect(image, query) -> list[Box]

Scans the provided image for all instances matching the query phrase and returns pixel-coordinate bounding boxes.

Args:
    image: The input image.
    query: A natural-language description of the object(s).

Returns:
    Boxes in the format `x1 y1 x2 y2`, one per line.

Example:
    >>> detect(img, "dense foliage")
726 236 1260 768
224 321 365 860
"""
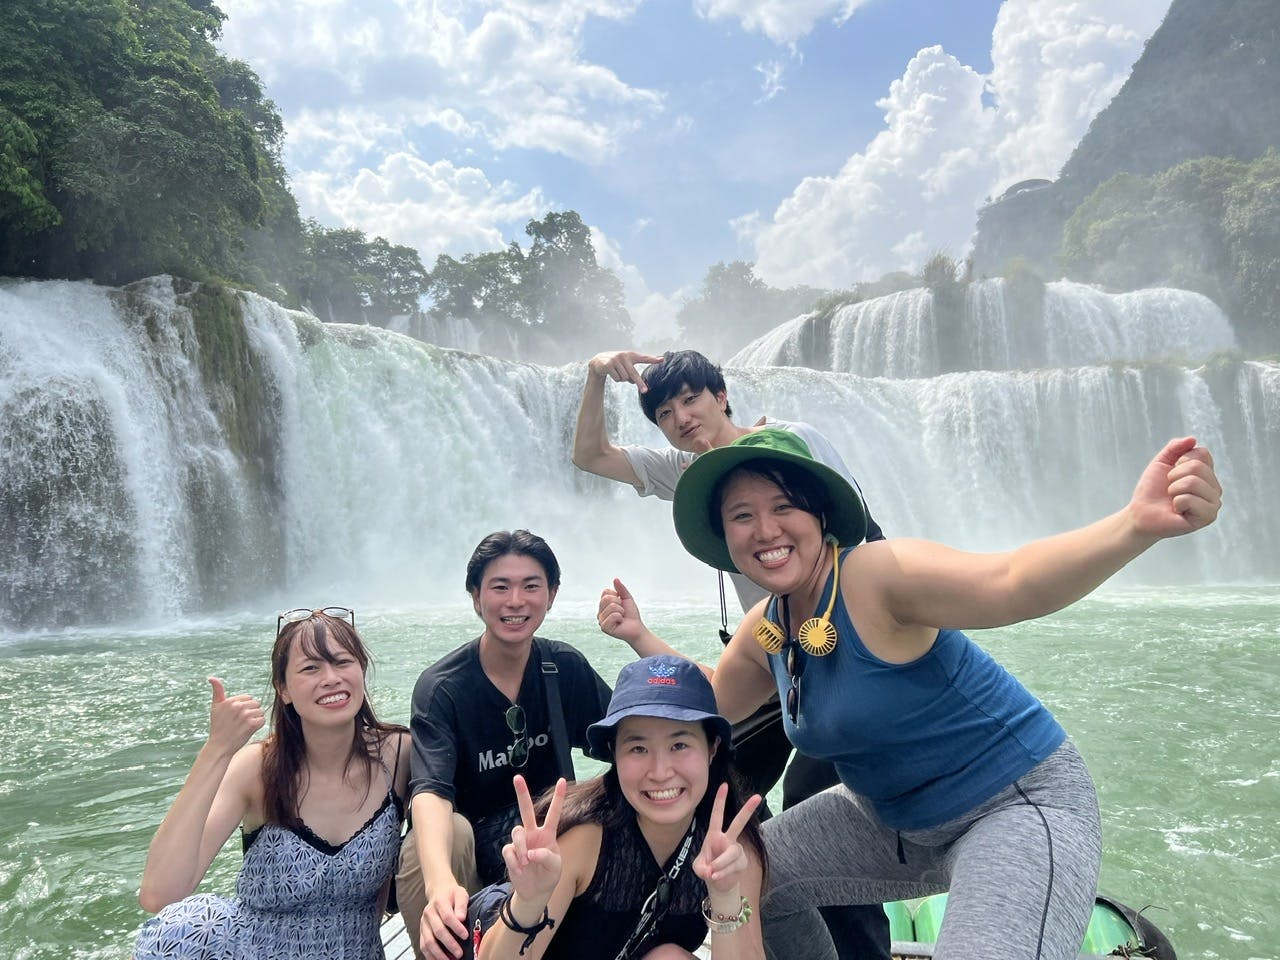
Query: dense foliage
294 222 429 325
0 0 284 282
972 0 1280 346
1060 152 1280 349
424 211 631 360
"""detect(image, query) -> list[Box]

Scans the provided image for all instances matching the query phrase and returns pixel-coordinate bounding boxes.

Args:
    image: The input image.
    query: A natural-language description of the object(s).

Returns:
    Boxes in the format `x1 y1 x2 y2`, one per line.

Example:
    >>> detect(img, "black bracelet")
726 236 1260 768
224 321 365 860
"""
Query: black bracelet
499 894 556 956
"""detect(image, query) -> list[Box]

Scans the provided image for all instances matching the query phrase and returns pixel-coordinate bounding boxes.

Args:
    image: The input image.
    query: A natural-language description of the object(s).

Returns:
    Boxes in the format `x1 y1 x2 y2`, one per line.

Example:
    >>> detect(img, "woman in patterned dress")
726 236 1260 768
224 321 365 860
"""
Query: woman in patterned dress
134 608 409 959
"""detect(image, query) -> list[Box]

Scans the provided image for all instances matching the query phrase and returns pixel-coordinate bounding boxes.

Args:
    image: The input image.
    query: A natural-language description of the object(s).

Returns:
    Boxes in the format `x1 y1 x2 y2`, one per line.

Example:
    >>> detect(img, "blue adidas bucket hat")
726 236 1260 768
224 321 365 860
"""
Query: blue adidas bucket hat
586 655 733 761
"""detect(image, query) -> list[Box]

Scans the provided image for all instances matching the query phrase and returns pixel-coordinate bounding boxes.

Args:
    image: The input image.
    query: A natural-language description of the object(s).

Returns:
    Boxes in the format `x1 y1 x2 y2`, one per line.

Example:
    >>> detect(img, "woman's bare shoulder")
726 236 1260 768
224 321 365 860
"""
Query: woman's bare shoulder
558 822 605 897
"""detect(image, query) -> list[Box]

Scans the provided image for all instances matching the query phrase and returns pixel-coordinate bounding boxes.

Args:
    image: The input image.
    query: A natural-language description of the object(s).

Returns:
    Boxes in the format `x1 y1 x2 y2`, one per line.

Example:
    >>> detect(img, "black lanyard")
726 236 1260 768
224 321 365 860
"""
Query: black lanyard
611 819 697 960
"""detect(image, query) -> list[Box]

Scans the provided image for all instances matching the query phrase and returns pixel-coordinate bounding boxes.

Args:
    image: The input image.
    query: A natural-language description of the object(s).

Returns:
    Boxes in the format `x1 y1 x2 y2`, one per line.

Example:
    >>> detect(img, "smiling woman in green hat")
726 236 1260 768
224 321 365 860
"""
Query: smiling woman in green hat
599 428 1223 960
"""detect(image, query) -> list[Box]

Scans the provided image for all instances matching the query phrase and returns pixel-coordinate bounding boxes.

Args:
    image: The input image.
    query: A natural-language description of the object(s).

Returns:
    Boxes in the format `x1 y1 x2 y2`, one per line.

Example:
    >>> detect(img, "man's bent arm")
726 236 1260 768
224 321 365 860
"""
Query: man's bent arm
571 352 649 485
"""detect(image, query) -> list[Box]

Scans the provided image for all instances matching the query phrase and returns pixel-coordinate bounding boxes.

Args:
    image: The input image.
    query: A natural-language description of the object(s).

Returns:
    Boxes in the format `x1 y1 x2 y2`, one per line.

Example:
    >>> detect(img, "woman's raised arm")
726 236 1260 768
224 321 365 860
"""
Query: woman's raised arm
870 437 1223 632
138 677 264 912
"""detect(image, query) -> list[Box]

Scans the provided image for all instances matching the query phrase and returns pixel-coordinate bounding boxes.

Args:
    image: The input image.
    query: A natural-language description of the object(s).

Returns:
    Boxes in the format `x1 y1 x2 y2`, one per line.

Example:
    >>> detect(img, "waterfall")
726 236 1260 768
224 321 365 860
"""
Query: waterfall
729 280 1239 375
1 277 1276 630
386 312 483 353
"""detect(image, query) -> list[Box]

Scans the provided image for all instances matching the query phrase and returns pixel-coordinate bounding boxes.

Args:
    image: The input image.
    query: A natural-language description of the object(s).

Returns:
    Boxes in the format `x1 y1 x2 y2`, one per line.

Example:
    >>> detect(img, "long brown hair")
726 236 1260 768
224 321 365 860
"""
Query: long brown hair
544 720 767 874
260 612 406 829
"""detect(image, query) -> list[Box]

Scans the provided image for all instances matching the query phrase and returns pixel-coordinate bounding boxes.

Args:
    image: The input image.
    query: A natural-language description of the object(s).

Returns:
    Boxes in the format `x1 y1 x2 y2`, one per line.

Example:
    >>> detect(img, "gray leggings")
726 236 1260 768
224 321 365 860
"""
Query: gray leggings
760 741 1101 960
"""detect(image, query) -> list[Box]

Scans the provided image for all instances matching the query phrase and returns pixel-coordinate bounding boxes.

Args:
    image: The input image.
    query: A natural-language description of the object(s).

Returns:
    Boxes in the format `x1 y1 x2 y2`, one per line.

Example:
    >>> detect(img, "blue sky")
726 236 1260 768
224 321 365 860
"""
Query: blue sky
214 0 1172 339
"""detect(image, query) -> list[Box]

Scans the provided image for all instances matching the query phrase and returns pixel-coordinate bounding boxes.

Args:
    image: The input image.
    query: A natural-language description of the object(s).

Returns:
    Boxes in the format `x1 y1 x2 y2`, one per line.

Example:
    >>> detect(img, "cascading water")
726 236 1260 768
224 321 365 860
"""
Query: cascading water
729 279 1239 375
1 276 1277 631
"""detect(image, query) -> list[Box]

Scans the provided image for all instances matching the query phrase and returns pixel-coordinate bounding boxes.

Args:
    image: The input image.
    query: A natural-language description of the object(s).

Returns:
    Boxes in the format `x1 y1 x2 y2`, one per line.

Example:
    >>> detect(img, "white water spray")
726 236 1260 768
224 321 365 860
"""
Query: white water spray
1 277 1275 630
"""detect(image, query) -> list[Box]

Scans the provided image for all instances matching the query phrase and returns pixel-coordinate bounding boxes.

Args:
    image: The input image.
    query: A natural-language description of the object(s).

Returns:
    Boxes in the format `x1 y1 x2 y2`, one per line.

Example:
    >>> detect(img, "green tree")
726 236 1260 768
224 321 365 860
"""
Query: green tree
0 107 59 238
1060 153 1280 351
678 261 824 358
0 0 297 286
1222 150 1280 349
297 222 429 324
423 211 631 360
425 244 527 330
523 211 630 350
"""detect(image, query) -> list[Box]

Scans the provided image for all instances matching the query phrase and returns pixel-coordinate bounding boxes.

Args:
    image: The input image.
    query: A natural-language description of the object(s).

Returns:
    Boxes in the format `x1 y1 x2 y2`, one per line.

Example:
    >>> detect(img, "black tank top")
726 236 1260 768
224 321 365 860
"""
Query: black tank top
545 814 708 959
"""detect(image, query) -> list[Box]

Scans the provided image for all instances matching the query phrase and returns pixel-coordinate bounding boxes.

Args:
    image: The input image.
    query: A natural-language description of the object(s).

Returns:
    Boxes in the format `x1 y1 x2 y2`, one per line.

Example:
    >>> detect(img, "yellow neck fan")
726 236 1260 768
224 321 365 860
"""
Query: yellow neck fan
753 540 841 656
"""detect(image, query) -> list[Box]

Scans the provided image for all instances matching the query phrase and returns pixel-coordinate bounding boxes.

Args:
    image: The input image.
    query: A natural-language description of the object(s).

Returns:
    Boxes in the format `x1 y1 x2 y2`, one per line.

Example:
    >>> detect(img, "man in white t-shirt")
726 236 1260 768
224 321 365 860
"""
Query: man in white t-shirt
572 348 889 960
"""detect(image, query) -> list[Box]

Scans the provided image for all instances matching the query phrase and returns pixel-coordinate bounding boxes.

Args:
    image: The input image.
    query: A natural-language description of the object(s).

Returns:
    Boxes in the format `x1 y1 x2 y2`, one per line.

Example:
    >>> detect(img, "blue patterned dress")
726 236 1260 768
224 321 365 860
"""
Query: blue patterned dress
134 782 403 960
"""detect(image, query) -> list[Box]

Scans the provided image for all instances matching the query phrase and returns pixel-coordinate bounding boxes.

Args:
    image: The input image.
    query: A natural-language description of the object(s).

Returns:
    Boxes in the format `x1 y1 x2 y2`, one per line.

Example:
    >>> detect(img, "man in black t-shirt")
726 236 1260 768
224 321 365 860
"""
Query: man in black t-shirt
396 530 611 960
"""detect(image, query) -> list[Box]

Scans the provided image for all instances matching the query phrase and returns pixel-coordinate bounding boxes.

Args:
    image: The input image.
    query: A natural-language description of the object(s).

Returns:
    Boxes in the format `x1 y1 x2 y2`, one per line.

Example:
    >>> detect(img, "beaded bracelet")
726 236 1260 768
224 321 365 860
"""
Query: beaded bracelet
702 895 752 934
499 894 556 956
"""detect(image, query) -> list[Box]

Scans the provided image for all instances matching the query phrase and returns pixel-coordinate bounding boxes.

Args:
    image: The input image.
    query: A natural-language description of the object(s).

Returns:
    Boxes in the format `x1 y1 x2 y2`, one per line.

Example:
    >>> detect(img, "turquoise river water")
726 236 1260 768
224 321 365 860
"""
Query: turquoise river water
1 587 1276 960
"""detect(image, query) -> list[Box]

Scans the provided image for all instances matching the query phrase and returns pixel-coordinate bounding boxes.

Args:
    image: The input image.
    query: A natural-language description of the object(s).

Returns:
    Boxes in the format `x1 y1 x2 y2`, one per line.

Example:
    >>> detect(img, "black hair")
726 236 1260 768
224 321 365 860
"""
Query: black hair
464 529 562 594
709 458 833 538
546 719 767 877
638 350 733 423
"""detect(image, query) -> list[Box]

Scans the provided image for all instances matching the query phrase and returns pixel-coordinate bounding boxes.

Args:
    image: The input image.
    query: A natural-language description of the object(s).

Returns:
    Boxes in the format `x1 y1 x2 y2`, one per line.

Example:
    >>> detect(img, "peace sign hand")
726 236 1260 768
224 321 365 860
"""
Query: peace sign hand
503 775 566 906
693 783 762 896
206 677 265 756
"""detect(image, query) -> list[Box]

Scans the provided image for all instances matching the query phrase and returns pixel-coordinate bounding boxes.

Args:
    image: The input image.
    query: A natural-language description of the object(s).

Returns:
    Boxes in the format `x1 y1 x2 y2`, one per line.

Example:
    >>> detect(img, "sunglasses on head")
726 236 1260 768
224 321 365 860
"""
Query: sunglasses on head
505 704 530 768
276 606 356 639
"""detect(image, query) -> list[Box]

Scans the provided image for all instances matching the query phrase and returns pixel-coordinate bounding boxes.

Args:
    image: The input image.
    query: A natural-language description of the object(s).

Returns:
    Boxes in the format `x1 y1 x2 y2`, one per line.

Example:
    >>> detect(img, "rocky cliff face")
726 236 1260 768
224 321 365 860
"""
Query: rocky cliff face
971 0 1280 277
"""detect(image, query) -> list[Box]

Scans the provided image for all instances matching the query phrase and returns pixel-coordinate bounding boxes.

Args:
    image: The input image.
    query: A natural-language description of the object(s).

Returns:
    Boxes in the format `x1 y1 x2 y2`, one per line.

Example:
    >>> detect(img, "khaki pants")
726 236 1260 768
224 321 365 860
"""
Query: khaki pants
396 815 481 960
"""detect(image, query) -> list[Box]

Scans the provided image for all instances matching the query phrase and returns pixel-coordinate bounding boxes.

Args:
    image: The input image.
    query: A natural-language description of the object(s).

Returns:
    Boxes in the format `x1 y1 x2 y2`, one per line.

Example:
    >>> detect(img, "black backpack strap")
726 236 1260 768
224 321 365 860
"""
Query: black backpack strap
541 660 576 783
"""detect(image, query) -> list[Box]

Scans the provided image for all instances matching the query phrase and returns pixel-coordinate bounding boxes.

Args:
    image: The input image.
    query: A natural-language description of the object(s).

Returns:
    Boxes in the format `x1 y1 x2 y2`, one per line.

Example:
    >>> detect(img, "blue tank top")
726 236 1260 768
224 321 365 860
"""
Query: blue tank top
766 551 1065 830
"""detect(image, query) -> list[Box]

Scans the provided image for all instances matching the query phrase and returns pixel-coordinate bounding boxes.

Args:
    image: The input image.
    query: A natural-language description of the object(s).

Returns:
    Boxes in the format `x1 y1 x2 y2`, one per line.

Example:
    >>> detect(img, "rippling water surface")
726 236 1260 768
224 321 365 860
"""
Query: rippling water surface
1 588 1276 960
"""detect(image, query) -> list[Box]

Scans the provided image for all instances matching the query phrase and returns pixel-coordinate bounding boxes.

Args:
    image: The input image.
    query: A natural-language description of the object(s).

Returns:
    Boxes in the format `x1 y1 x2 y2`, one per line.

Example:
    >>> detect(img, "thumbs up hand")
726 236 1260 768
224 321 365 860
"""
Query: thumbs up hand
207 677 265 753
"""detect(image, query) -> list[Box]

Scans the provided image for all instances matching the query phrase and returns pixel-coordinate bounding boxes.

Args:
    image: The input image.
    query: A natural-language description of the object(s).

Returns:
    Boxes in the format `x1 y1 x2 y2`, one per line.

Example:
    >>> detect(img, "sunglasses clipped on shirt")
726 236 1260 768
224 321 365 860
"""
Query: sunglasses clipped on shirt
779 597 806 725
783 639 808 725
276 606 356 638
505 704 530 768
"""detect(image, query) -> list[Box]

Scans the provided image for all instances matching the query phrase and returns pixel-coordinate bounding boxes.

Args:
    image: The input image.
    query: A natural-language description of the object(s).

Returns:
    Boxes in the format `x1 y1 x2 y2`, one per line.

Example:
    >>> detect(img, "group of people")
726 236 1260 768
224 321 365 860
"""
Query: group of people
134 349 1222 960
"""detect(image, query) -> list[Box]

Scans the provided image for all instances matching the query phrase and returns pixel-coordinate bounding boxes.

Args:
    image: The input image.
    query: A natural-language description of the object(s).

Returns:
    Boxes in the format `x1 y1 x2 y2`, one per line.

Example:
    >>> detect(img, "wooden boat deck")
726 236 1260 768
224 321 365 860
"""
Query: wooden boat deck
381 912 416 960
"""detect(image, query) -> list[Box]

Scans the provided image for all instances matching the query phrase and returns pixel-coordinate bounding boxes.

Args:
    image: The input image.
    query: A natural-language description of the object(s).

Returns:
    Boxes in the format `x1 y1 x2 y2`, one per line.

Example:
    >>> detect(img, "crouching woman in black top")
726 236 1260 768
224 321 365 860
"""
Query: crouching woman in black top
479 655 766 960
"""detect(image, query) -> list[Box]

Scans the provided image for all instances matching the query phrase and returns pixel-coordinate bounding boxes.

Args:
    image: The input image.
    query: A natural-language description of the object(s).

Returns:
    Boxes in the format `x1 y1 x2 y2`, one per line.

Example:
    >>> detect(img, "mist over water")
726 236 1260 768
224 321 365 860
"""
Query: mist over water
1 276 1277 631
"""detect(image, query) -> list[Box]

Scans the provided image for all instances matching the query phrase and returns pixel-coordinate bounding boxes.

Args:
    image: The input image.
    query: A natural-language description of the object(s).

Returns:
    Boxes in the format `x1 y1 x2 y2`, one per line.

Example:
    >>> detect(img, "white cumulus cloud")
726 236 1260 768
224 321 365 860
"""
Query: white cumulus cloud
693 0 866 46
213 0 666 271
739 45 993 288
293 153 548 260
739 0 1173 288
216 0 663 165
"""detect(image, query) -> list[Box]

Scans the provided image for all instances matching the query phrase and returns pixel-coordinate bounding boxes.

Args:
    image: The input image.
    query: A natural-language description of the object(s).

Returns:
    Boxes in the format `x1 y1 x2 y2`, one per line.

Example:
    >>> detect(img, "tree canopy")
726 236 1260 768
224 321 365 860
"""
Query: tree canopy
1060 152 1280 350
0 0 281 282
676 261 822 358
423 211 631 361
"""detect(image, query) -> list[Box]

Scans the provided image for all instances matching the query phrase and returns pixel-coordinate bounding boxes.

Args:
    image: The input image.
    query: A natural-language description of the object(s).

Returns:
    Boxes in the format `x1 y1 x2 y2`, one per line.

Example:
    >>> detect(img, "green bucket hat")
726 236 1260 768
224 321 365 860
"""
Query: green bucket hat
672 428 867 573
